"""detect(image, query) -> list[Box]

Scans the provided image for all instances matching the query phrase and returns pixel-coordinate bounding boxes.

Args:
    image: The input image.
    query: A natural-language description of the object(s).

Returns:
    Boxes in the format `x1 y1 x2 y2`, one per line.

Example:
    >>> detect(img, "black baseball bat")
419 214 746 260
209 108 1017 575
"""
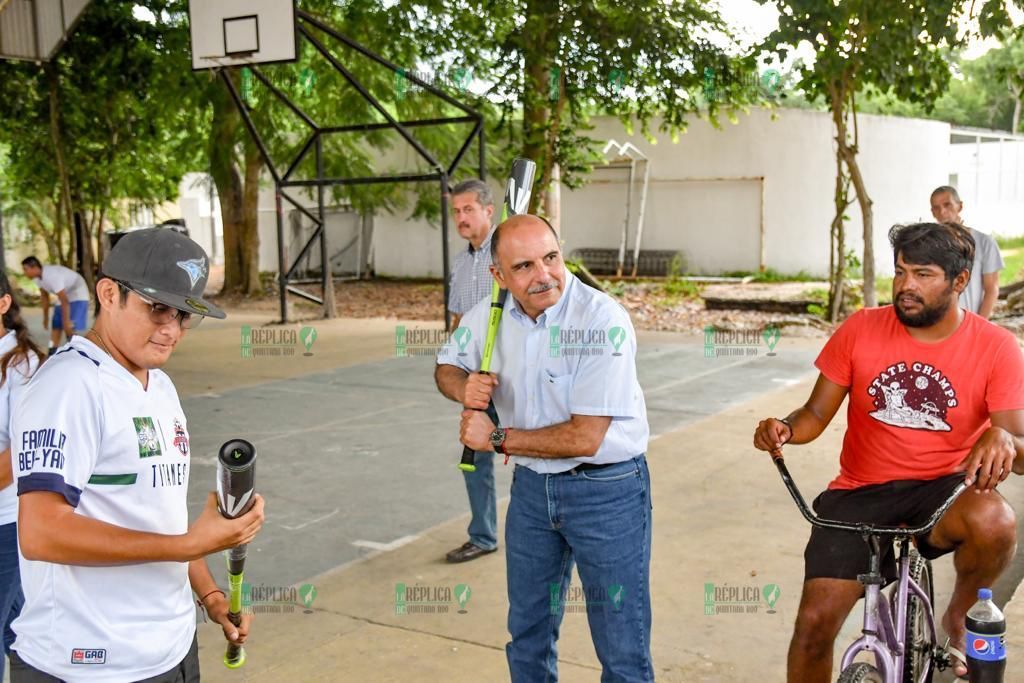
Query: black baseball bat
216 438 258 669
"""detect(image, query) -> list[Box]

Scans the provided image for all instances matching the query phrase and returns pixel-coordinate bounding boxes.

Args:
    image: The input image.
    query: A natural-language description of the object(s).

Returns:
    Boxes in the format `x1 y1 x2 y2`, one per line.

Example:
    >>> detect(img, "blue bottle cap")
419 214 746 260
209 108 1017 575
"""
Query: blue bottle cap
978 588 993 601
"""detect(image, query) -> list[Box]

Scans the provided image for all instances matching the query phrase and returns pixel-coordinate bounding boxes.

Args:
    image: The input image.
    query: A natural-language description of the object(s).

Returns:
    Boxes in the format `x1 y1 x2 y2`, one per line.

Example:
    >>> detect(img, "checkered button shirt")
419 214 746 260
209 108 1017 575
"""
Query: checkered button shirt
448 228 496 314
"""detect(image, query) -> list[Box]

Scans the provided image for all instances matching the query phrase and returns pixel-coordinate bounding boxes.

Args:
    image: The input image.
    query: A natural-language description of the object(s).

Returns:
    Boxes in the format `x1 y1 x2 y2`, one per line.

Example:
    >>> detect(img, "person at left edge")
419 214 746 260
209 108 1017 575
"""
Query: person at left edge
0 276 44 683
9 228 266 682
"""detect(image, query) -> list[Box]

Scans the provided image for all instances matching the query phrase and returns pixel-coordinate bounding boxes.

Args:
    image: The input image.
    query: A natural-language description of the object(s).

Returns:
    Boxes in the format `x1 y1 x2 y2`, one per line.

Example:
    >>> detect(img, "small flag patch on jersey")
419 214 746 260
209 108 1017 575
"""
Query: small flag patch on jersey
71 648 106 664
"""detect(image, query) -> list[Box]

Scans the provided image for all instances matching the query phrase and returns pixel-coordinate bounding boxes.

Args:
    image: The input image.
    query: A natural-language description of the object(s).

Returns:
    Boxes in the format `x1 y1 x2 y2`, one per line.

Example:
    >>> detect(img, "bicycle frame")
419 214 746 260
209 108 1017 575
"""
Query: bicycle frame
837 536 939 682
772 455 966 683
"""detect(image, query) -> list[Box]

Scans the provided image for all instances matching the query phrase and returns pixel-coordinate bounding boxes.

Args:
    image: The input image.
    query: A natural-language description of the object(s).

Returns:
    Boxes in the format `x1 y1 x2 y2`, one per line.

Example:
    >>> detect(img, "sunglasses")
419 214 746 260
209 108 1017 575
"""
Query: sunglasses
118 283 203 329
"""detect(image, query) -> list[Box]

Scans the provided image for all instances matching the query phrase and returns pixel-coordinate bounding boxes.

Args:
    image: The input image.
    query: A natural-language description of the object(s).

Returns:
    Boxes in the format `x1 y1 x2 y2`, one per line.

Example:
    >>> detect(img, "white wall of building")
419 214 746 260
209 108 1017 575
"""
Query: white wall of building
948 134 1024 236
187 107 1024 280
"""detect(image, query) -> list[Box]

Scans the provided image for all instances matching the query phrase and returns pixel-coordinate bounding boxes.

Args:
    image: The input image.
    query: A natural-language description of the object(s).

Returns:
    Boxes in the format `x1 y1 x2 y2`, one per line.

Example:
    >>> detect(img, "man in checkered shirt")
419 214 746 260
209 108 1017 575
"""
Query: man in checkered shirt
445 179 499 563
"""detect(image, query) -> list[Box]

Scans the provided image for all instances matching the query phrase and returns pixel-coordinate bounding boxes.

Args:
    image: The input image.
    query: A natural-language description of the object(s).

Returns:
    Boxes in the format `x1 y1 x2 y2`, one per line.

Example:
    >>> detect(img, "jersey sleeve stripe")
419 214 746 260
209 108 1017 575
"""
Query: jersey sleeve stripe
18 473 83 507
53 347 100 366
87 473 138 485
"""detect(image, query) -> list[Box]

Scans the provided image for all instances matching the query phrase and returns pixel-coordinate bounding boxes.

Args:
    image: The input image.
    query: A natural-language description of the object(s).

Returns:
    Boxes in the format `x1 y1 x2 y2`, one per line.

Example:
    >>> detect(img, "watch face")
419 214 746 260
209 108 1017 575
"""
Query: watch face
490 428 504 447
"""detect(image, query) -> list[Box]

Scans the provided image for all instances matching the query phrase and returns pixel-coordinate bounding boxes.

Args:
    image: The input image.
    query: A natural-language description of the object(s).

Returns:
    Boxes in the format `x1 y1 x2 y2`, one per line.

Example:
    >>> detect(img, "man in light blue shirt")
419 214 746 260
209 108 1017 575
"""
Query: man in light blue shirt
435 214 653 682
444 179 500 564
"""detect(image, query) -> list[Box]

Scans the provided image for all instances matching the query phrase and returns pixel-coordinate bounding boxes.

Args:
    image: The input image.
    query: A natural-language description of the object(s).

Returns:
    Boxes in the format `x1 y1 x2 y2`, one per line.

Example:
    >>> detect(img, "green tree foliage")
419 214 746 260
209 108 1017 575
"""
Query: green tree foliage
761 0 1023 320
0 0 201 288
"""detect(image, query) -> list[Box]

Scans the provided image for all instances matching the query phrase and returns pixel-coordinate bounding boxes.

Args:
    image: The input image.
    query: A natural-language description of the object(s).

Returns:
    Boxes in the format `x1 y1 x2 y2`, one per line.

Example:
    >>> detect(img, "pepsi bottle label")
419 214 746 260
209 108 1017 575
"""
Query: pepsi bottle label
966 631 1006 662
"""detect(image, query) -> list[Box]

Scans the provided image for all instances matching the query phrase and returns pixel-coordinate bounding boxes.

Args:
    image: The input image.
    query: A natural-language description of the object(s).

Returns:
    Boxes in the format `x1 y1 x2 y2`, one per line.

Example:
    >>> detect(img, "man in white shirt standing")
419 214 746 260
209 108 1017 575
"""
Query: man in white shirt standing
10 228 266 682
436 215 653 682
19 257 91 352
929 185 1004 319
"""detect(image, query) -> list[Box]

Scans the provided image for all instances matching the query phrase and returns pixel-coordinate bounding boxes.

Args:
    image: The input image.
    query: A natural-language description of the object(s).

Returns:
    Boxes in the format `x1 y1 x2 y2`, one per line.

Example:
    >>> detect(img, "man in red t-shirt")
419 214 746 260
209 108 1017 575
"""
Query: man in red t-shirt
753 222 1024 682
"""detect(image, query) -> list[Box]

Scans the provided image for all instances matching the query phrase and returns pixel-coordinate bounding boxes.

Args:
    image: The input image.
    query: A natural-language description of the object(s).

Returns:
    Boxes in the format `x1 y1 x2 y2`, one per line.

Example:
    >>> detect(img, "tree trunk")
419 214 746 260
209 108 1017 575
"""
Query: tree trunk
844 105 876 309
240 140 263 295
544 162 561 235
1011 83 1022 134
46 64 75 269
209 73 247 294
828 148 851 323
521 0 560 213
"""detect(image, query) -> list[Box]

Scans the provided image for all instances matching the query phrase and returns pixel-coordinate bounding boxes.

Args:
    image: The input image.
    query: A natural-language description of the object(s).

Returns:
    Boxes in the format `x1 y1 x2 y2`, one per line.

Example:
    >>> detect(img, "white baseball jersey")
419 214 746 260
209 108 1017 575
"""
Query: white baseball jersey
11 336 195 681
34 264 90 302
0 331 41 525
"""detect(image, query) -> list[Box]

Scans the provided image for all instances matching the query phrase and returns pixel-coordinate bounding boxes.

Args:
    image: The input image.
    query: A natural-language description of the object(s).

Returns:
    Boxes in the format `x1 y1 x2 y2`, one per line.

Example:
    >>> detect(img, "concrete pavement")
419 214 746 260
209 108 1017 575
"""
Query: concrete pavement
11 309 1024 681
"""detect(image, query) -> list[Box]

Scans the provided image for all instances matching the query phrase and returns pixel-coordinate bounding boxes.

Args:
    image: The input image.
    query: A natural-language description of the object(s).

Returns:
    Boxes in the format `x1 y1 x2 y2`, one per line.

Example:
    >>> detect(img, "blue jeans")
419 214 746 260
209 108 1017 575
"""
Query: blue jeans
463 450 497 550
0 522 24 683
505 456 653 683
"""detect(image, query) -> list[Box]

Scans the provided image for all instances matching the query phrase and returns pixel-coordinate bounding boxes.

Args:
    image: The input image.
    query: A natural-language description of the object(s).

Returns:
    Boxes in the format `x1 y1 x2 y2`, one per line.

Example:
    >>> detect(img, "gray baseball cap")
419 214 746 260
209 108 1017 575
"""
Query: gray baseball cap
101 228 226 319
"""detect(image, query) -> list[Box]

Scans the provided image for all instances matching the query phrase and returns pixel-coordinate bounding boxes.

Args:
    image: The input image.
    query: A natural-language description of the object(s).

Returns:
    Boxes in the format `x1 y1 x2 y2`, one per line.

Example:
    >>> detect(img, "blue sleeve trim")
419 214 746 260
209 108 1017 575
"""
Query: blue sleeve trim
18 473 82 507
53 347 100 366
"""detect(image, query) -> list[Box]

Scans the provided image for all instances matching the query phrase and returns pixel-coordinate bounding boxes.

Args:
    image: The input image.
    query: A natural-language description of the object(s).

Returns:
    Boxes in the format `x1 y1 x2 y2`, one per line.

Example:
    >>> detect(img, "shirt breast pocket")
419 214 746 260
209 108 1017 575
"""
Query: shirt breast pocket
539 368 573 422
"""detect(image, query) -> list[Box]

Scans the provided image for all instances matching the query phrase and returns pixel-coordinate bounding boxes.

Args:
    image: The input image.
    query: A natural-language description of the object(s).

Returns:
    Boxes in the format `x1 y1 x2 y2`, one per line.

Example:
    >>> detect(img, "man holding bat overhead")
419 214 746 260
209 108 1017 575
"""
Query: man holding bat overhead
445 179 500 564
8 229 265 682
435 215 653 682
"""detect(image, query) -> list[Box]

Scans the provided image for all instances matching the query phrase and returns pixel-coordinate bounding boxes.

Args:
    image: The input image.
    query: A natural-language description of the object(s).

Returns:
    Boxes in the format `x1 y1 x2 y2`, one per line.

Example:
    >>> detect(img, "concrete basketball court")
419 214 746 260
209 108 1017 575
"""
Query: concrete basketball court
14 310 1024 681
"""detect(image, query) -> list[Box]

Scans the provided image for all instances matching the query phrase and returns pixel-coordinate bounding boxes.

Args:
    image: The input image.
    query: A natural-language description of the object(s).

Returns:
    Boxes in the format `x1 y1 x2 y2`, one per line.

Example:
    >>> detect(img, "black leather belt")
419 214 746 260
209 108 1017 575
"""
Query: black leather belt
566 461 615 474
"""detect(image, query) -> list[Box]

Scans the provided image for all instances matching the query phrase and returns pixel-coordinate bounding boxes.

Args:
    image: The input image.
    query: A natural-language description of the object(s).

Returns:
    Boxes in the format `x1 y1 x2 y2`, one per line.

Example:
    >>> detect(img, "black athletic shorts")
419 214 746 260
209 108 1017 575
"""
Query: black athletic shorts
804 473 965 582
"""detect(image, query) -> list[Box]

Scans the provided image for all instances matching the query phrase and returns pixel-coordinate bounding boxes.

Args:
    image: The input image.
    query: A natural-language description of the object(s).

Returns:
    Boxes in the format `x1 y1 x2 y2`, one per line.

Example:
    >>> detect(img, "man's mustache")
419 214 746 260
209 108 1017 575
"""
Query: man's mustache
528 282 558 295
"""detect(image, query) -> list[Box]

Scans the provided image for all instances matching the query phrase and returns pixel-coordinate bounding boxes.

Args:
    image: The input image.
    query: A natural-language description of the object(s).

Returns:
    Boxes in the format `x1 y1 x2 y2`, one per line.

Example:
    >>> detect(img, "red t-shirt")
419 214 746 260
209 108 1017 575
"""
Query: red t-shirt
815 306 1024 490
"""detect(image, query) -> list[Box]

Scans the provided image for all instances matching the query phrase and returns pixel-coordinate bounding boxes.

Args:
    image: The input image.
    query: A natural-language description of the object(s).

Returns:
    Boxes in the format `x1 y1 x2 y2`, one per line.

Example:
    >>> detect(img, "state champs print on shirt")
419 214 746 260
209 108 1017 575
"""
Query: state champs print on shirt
867 360 958 432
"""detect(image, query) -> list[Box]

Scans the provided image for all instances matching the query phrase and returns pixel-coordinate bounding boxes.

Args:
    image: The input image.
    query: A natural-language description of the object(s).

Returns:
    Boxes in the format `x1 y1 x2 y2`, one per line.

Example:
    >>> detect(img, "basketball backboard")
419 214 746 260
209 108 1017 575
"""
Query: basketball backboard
0 0 92 62
188 0 296 71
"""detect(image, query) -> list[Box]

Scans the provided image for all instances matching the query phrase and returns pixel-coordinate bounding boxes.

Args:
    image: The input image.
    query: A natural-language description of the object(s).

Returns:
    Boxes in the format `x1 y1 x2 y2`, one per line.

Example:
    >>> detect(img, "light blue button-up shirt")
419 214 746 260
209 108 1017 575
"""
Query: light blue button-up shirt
438 269 649 474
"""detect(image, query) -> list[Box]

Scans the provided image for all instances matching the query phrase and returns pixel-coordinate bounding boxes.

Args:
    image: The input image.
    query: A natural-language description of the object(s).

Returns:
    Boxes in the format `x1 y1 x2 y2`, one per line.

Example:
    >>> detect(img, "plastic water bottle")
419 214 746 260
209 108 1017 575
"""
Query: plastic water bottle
966 588 1006 683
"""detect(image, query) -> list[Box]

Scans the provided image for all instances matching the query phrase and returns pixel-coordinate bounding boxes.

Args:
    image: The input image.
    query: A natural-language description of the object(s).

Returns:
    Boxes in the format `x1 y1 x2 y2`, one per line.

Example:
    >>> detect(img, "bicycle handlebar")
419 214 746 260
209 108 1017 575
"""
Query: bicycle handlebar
771 455 966 537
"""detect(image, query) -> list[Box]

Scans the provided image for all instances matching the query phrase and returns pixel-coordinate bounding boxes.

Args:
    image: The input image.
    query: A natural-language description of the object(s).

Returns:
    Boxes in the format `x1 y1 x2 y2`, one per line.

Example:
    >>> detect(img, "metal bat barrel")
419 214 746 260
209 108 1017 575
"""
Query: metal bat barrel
217 439 257 519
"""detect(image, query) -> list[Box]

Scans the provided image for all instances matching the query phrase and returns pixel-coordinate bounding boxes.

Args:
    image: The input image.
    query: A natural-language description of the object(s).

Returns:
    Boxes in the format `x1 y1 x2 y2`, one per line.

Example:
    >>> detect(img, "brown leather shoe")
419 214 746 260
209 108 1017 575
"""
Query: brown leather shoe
445 541 497 563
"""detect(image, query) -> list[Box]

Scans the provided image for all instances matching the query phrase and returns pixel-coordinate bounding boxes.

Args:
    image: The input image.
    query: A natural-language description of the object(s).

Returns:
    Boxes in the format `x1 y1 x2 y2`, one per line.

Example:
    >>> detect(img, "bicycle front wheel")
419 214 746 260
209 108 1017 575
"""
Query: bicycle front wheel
902 548 935 683
837 662 884 683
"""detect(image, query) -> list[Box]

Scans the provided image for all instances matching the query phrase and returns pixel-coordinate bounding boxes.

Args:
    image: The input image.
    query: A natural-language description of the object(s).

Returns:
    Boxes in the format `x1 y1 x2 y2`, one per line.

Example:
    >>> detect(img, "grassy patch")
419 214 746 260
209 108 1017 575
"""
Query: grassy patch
875 277 893 304
720 268 820 282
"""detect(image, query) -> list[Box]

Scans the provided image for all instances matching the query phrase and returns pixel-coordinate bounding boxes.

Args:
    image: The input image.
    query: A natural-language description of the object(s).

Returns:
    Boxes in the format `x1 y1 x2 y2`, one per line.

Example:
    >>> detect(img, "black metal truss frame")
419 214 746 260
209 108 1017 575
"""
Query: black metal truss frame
218 9 484 326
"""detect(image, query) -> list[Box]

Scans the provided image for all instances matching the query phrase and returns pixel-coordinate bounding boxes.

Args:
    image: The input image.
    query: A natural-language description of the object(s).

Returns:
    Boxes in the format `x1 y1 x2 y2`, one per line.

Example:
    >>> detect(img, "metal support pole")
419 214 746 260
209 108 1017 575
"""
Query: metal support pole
440 171 452 332
479 126 486 181
317 135 336 318
275 187 288 323
617 159 635 277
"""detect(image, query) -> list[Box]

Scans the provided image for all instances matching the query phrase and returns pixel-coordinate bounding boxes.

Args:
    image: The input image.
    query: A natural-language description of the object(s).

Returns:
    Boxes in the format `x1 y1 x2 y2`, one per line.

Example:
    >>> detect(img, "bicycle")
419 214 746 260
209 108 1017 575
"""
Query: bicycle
771 454 967 683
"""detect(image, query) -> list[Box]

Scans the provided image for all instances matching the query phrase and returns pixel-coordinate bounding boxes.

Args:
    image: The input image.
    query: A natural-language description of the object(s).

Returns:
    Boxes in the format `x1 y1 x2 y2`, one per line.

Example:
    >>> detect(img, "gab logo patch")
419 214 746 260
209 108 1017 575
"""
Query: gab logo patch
71 648 106 664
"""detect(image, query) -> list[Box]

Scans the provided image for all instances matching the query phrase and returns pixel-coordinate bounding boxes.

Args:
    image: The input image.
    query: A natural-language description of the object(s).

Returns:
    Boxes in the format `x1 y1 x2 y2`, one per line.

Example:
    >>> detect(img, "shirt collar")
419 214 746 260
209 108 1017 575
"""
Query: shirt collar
508 267 575 328
468 227 496 255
